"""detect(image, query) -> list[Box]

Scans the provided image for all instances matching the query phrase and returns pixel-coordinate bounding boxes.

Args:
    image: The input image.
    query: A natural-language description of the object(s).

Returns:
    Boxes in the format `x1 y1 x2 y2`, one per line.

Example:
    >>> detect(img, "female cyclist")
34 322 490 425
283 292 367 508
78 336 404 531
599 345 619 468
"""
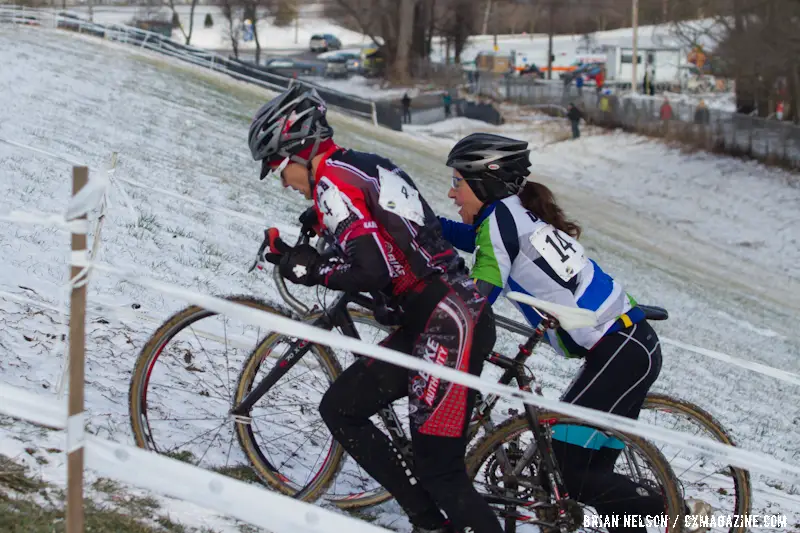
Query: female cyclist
437 132 669 530
248 86 503 533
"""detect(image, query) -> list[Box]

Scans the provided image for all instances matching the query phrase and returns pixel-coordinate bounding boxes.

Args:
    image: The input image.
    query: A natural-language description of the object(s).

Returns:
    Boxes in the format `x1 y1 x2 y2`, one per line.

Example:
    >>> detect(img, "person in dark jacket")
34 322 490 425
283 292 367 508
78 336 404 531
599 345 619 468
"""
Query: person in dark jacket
402 92 412 124
567 103 584 139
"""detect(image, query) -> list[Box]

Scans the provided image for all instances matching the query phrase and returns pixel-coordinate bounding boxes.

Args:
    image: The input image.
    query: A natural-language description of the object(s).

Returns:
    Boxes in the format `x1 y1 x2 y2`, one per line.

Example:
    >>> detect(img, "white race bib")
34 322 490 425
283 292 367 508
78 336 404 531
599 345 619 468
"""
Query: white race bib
316 178 351 233
377 166 425 226
529 225 587 282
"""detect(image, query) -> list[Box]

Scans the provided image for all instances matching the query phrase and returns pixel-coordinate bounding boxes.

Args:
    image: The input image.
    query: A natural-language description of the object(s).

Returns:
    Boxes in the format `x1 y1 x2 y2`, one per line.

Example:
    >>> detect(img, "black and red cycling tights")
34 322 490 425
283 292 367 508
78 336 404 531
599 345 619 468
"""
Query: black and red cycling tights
319 274 503 533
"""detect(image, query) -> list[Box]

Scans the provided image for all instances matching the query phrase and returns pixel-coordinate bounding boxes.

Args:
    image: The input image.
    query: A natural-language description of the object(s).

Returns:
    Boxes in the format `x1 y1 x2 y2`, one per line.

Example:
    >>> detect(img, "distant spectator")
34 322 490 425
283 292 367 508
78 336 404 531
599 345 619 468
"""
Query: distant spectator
567 103 584 139
659 98 673 121
694 99 710 125
595 67 605 96
575 74 584 96
443 91 452 118
401 92 411 124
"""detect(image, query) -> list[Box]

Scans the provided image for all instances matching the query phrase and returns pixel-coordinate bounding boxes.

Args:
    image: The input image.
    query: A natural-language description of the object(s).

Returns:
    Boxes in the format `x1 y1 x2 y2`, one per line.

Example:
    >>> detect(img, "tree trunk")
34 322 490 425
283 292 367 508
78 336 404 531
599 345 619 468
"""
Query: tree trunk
185 0 198 45
253 16 261 64
391 0 416 84
426 0 436 58
547 5 554 79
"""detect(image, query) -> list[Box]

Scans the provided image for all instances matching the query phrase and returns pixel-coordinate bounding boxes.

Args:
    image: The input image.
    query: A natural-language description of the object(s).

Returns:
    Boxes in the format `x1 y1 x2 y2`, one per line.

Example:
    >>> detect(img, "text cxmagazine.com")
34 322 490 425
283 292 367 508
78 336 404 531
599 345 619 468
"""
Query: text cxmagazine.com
584 513 788 529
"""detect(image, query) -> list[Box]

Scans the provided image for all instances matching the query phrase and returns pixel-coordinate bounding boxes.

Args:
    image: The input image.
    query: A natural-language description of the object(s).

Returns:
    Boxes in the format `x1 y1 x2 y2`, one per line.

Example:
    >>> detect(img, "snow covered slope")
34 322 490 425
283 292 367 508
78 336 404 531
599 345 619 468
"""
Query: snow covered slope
1 24 798 532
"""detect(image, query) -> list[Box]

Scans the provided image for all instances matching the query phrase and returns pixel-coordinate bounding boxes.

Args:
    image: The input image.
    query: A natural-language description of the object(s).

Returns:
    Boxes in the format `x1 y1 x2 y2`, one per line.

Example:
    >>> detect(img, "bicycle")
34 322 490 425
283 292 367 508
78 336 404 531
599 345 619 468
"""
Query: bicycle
129 220 750 532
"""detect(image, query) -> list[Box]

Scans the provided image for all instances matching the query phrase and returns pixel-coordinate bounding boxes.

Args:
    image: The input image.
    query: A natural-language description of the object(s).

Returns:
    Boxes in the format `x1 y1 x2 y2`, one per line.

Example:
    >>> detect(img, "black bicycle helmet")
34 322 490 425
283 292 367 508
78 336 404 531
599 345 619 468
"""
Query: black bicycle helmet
248 84 334 178
446 133 531 203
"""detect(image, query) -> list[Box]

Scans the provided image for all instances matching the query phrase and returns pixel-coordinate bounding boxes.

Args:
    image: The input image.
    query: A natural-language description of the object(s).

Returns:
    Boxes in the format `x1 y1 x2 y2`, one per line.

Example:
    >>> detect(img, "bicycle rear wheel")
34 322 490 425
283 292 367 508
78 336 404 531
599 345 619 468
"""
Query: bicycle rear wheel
129 296 291 480
466 413 685 532
642 394 751 533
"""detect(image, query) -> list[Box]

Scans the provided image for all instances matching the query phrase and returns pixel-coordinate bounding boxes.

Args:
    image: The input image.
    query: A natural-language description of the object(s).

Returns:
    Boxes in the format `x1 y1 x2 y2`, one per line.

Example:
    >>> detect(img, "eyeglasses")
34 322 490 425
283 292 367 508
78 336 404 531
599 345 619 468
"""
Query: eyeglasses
451 175 463 189
265 157 290 183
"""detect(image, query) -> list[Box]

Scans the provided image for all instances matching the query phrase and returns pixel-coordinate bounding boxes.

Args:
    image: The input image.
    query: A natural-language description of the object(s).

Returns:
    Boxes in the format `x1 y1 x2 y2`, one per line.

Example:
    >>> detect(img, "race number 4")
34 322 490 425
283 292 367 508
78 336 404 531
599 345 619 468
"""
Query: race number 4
530 225 587 281
377 166 425 226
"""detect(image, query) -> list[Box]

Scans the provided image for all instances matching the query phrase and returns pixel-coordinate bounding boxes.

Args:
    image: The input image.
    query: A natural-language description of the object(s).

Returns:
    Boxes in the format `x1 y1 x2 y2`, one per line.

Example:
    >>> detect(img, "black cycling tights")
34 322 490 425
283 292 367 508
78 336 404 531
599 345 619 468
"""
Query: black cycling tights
554 320 665 533
319 280 503 533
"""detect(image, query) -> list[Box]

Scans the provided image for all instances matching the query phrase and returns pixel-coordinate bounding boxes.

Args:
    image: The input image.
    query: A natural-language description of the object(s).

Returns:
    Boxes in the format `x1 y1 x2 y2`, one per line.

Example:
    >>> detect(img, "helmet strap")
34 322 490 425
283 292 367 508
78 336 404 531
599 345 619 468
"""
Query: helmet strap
287 137 323 194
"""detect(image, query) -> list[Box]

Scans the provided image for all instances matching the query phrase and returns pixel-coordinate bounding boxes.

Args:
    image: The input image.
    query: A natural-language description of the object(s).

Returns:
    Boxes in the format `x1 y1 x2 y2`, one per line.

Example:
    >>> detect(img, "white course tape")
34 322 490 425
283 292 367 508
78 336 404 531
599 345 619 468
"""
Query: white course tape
0 382 66 429
84 436 391 533
85 260 800 482
494 306 800 389
67 412 85 453
116 175 298 236
0 136 87 166
65 166 109 221
70 250 89 267
0 209 74 229
0 289 63 314
662 337 800 388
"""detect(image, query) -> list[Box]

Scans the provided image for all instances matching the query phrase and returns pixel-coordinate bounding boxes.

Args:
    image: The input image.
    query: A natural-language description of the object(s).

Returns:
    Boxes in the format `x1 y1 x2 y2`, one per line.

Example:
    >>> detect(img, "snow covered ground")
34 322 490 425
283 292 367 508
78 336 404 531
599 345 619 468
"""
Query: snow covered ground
1 23 799 533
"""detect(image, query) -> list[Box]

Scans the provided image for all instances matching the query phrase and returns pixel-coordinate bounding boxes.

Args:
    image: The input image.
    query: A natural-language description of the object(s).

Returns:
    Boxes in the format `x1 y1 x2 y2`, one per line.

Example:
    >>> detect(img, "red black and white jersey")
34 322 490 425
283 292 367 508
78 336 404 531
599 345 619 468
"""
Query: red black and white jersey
312 147 463 299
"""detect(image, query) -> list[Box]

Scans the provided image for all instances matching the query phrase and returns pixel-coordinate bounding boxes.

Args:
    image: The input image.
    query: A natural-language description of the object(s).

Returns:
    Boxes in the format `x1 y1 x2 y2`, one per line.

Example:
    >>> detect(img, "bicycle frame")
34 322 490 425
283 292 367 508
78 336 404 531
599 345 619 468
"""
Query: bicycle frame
236 225 670 531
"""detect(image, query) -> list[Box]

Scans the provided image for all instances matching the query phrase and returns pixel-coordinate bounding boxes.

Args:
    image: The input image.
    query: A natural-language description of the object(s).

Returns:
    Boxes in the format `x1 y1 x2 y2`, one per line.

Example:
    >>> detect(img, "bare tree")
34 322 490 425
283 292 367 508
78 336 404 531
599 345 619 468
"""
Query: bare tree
325 0 420 84
438 0 479 64
221 0 243 59
669 0 800 120
166 0 199 45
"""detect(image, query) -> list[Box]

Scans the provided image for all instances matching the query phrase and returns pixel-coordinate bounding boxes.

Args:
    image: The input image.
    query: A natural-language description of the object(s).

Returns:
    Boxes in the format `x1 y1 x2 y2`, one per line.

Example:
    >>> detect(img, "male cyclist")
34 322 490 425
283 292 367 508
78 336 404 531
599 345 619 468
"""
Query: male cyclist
248 86 503 533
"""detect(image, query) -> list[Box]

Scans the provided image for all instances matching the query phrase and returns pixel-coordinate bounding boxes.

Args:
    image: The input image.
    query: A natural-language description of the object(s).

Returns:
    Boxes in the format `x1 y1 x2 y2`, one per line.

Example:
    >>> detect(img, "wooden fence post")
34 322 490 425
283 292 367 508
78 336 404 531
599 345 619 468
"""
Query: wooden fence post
66 166 89 533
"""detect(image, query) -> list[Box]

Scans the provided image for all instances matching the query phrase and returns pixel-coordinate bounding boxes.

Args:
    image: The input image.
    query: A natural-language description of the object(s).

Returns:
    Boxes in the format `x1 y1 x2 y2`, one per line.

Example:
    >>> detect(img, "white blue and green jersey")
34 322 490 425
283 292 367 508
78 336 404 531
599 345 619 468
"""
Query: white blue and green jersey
439 195 643 359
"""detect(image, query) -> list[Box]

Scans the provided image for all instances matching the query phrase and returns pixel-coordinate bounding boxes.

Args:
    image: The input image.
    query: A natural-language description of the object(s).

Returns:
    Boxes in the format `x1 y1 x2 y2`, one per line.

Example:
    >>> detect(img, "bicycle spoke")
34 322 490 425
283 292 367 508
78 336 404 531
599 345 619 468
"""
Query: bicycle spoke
165 419 228 455
223 318 232 401
195 421 227 466
189 324 231 400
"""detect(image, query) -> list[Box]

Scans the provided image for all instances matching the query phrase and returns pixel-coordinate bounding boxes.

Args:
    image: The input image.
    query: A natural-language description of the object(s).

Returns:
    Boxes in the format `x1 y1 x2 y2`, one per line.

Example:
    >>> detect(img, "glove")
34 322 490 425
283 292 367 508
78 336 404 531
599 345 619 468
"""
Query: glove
264 229 322 286
298 206 320 238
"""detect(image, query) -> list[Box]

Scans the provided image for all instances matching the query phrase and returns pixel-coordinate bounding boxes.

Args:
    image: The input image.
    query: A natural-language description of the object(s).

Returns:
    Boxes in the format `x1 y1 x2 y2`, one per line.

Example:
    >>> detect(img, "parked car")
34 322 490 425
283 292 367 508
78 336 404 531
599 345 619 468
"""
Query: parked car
324 55 349 78
322 51 362 77
263 57 317 78
56 12 83 31
310 33 341 53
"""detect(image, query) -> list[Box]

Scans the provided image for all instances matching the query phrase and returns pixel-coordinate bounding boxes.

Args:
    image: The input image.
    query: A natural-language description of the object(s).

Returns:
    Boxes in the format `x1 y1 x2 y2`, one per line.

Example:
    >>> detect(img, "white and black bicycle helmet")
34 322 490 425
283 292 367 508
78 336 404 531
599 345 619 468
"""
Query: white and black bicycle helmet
446 133 531 203
249 84 334 179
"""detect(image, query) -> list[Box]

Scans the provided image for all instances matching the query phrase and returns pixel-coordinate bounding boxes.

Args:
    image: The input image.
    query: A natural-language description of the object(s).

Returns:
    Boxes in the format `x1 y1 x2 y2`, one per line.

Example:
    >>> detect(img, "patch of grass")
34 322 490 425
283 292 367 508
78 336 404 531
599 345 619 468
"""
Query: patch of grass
114 493 161 520
165 226 194 239
0 454 45 494
92 477 122 495
0 495 166 533
0 455 208 532
156 514 188 532
212 465 262 485
135 212 161 232
164 450 196 464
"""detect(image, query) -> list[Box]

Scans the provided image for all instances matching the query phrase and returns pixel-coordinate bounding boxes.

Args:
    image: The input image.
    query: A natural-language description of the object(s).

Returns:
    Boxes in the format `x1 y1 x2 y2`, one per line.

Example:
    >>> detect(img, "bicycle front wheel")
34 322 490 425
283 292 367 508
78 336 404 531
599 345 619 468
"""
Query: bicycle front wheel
466 413 685 532
235 309 404 505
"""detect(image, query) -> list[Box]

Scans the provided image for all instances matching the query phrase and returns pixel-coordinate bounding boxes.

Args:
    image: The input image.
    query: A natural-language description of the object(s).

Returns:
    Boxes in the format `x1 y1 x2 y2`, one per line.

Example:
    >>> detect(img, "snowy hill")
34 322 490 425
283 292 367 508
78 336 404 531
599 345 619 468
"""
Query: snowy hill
0 22 799 532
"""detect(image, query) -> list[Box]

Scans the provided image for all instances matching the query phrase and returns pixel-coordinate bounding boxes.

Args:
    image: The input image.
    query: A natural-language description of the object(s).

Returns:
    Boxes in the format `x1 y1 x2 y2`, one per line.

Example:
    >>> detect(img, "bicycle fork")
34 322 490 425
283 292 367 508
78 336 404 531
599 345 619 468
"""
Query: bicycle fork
229 335 316 423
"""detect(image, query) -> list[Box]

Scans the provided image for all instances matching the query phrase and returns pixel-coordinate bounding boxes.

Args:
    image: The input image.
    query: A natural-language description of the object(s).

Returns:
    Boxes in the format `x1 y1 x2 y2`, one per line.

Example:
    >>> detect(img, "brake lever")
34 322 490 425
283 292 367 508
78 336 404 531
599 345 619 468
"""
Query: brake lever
249 230 271 273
